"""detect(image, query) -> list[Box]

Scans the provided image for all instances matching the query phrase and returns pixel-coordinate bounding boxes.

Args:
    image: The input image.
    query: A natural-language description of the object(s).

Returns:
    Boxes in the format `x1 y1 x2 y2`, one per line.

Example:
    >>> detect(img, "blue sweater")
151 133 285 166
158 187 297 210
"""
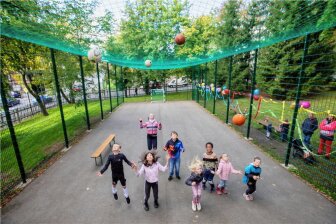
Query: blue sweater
242 163 262 184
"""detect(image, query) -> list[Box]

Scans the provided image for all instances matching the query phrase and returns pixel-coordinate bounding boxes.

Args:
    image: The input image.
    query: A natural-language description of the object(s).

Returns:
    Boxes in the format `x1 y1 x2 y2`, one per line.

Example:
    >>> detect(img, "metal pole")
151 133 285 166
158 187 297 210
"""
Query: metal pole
213 60 218 114
115 65 119 106
204 63 207 108
246 49 258 139
79 56 90 130
120 66 124 103
107 63 113 112
226 56 233 124
0 77 26 183
96 62 103 120
197 66 200 103
27 92 33 115
50 48 69 148
285 34 309 166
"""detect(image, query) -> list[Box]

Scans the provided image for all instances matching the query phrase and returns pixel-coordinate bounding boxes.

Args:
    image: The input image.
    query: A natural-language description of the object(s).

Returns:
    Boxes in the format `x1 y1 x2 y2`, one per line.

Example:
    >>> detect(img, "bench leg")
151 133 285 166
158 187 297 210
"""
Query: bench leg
95 157 98 166
100 154 103 166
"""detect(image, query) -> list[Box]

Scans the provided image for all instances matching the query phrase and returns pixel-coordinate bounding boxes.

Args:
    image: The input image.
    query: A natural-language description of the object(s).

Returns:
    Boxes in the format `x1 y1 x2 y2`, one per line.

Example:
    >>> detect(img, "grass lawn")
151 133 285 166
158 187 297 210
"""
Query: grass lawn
196 89 336 201
1 98 119 197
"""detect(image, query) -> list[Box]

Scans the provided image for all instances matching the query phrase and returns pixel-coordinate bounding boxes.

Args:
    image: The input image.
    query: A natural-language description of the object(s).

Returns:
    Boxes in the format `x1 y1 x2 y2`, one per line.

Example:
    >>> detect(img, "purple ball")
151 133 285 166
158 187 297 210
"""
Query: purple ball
300 101 311 109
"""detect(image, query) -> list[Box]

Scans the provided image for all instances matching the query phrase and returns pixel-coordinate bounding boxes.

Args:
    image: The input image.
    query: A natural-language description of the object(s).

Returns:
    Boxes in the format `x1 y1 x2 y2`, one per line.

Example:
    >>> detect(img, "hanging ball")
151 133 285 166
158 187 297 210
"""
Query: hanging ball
175 33 186 45
145 60 152 67
222 85 227 90
254 89 260 95
223 89 230 95
201 83 205 87
88 46 102 63
216 87 221 93
300 101 311 109
232 114 246 126
253 95 260 101
290 102 296 109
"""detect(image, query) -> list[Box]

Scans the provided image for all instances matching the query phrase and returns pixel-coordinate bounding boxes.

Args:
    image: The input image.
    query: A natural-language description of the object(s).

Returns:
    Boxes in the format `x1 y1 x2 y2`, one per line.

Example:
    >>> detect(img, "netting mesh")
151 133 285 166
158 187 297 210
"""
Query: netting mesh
1 0 335 70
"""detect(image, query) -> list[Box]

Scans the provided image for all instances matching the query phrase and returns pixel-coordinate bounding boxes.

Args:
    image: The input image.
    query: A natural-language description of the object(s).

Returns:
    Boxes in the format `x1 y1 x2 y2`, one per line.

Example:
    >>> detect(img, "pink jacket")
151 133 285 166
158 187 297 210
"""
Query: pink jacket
319 119 336 137
137 162 167 183
140 119 162 135
216 160 240 181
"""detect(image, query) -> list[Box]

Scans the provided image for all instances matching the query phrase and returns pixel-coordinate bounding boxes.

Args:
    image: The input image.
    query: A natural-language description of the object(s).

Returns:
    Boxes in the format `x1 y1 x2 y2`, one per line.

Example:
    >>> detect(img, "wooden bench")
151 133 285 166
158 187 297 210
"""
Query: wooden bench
257 116 282 132
91 134 116 166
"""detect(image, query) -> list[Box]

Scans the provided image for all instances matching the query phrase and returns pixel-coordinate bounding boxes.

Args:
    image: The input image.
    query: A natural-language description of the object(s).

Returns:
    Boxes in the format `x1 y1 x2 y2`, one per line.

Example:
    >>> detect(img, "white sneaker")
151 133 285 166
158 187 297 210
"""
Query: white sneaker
197 203 202 211
192 202 197 211
243 193 251 201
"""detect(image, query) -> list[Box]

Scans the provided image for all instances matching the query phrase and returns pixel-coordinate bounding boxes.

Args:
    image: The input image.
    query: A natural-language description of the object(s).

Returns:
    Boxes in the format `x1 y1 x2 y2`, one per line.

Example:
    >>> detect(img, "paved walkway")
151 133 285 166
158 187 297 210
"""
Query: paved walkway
2 102 335 224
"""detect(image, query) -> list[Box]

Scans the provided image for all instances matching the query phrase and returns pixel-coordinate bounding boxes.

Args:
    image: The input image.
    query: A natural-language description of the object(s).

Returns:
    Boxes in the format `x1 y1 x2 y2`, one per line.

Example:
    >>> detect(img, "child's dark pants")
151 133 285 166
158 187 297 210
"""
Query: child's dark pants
145 181 158 202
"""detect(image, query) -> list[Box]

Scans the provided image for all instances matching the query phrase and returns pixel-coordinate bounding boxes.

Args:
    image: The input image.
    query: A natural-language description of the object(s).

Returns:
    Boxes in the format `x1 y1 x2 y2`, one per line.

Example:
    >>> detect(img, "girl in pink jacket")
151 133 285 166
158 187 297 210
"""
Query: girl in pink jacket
140 113 162 150
318 114 336 159
215 154 242 195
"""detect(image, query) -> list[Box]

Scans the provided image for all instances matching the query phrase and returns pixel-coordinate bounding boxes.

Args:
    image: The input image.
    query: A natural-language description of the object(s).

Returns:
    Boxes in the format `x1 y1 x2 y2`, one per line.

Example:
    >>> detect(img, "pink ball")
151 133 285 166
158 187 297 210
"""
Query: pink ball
300 101 311 109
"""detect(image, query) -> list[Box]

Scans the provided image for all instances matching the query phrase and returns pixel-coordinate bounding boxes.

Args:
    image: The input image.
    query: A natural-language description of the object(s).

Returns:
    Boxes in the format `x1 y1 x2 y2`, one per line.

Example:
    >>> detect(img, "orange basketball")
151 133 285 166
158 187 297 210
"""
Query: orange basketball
175 33 185 45
232 114 246 126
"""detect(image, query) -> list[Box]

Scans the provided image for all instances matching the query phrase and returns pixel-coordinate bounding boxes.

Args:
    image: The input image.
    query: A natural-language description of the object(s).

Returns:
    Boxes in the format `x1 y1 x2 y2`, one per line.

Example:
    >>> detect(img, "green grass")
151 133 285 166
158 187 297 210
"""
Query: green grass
196 90 336 201
1 98 119 196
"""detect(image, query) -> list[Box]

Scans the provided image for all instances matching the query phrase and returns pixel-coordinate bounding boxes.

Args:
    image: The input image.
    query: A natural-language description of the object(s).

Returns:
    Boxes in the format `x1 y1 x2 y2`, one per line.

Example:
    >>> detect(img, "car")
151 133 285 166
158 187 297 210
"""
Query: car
11 91 21 98
7 98 20 107
72 84 82 92
32 95 53 106
167 78 188 88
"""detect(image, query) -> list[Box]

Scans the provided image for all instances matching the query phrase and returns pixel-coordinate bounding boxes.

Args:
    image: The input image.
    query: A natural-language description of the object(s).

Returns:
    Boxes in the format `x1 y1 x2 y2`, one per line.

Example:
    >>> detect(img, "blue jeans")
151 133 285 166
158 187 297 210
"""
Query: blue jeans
218 179 227 188
169 157 180 177
203 169 215 184
303 134 312 147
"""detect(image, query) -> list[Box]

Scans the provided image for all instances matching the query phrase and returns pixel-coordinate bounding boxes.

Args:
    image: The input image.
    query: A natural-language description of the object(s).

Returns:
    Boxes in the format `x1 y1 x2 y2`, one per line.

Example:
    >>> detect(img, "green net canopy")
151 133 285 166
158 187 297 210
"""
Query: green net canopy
1 0 335 70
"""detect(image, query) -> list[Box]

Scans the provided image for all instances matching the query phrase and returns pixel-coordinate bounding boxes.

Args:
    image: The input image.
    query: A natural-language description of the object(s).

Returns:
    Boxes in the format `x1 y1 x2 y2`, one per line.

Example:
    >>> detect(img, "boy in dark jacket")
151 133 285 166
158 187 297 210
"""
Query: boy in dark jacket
97 144 136 204
301 113 318 147
279 119 290 142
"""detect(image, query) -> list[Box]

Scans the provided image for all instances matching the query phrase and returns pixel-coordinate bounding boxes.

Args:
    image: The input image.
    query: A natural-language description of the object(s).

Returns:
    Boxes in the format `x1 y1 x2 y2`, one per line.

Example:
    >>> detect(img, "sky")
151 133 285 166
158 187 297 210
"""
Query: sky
95 0 225 25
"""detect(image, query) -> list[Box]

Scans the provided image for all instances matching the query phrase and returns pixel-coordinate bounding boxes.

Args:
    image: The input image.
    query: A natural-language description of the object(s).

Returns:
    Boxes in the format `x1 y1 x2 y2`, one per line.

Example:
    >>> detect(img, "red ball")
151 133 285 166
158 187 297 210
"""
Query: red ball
223 89 230 95
232 114 246 126
175 33 185 45
253 95 260 101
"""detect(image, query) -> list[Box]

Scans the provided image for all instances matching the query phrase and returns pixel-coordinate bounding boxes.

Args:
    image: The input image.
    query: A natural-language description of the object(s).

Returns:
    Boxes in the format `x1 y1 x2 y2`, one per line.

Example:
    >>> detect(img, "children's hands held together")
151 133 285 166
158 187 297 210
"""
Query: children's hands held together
131 161 138 171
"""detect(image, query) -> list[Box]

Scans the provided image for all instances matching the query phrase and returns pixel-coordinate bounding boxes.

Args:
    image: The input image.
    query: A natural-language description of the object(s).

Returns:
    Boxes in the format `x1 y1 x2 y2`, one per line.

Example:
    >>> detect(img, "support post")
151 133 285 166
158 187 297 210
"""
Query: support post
226 56 233 124
0 77 26 183
285 34 309 166
96 62 103 120
107 63 113 112
115 65 119 106
50 48 69 148
213 60 218 114
204 63 207 108
246 49 258 139
79 56 90 130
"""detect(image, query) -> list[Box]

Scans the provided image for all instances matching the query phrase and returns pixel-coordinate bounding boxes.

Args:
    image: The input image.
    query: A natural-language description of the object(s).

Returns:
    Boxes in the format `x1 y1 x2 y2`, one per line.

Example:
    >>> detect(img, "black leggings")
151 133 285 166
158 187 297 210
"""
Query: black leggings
147 134 158 150
246 181 256 195
145 181 158 202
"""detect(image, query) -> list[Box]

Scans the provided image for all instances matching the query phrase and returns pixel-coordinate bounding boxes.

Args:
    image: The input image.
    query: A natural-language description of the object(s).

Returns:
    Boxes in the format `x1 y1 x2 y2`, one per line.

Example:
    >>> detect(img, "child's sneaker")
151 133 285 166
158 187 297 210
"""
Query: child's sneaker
210 184 215 192
113 193 118 200
243 193 250 201
248 194 254 200
154 200 159 208
125 197 130 204
222 188 228 194
192 202 197 211
196 203 202 211
216 187 222 195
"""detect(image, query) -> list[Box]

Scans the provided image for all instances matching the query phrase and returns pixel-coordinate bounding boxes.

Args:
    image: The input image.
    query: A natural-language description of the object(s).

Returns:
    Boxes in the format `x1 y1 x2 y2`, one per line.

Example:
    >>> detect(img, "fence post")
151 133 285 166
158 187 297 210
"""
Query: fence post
285 34 309 166
246 49 258 139
107 63 113 112
120 66 124 103
79 56 90 130
0 77 26 183
213 60 218 114
204 63 207 108
226 56 233 124
115 65 119 106
96 62 103 120
27 92 33 115
50 48 69 148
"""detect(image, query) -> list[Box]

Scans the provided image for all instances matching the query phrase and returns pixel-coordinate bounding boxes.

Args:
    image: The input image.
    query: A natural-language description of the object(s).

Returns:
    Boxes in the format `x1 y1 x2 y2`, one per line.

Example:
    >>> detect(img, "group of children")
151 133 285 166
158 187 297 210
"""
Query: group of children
97 113 262 212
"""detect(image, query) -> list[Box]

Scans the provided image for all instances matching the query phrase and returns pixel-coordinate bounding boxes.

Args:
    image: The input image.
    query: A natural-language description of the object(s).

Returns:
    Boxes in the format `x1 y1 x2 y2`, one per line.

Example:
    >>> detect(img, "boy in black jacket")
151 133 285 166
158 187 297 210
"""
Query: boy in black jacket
97 144 136 204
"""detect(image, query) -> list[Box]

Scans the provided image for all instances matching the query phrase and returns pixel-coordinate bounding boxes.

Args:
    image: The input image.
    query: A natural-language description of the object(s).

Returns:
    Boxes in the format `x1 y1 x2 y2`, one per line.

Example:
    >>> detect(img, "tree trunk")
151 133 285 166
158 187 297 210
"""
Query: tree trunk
22 72 49 116
60 88 72 104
